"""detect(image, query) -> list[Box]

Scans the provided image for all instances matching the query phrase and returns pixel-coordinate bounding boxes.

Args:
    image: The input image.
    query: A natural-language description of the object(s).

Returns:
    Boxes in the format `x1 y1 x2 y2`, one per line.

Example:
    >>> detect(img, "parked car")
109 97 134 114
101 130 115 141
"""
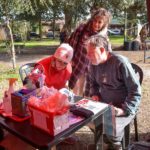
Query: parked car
46 31 54 38
108 29 121 35
30 32 40 38
13 34 22 42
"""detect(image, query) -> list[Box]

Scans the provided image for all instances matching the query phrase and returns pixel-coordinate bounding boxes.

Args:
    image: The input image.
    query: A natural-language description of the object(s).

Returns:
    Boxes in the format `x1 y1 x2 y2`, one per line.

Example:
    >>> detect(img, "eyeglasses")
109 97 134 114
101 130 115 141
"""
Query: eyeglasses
55 59 68 66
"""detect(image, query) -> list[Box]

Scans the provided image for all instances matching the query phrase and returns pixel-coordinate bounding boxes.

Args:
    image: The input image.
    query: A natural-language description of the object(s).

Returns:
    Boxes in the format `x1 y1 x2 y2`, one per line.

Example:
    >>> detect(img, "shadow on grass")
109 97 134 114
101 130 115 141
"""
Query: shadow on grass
130 132 150 143
56 132 150 150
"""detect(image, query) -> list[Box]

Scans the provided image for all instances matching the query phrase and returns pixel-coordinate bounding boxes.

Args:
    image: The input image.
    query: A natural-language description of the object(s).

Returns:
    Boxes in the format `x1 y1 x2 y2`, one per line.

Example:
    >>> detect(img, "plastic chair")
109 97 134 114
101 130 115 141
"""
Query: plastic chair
19 63 36 84
122 63 143 149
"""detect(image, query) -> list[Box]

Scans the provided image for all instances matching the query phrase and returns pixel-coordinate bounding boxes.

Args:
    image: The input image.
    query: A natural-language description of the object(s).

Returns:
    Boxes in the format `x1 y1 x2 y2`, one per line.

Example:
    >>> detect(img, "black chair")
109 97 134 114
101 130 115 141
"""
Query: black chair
144 40 150 63
122 63 143 149
19 63 36 84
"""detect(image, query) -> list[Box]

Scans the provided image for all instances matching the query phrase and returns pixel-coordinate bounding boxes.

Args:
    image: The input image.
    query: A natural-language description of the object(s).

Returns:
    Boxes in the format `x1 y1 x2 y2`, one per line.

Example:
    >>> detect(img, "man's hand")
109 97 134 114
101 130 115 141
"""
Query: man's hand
114 107 125 116
91 95 100 101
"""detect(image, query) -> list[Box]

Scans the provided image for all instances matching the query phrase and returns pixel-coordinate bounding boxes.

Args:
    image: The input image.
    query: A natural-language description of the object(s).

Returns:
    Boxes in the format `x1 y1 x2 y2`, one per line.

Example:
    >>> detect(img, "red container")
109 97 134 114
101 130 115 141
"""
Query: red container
28 104 69 136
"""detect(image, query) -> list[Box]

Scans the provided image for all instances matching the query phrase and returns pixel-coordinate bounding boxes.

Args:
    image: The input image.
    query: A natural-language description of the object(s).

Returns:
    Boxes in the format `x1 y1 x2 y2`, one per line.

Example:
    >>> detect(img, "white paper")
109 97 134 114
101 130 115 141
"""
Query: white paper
77 99 108 115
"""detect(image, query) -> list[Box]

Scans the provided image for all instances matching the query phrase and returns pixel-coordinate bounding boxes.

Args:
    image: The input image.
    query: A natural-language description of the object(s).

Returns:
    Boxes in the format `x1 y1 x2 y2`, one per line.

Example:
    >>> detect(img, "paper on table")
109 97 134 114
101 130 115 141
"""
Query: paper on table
68 112 84 125
76 99 108 115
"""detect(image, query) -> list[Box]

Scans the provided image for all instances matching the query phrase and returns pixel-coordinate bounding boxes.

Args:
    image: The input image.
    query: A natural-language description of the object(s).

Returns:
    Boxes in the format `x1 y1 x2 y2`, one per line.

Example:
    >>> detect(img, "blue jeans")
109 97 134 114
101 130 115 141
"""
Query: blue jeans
104 114 135 145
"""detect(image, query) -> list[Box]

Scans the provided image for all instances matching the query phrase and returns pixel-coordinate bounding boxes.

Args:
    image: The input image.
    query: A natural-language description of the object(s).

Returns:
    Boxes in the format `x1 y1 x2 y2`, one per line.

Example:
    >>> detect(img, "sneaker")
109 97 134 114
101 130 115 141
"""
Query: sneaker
109 144 122 150
101 143 122 150
147 138 150 142
103 143 109 150
87 144 101 150
60 135 79 145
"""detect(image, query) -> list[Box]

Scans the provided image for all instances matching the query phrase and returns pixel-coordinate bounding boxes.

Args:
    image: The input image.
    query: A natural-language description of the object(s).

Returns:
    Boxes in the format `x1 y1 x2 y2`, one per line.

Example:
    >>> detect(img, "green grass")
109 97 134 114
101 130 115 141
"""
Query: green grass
0 42 9 52
0 65 20 81
23 35 124 47
0 38 60 52
109 35 124 45
0 64 23 99
0 36 124 52
17 38 60 48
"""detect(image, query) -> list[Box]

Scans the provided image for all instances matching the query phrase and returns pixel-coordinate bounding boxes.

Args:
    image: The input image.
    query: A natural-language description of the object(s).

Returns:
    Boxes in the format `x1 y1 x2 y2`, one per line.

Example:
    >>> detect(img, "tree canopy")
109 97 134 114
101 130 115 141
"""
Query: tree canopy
0 0 148 30
0 0 148 69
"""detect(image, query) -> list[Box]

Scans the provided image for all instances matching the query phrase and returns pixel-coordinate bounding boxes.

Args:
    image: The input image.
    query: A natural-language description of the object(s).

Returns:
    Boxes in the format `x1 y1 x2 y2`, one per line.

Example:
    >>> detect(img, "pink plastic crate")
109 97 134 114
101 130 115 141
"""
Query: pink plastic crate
28 105 69 136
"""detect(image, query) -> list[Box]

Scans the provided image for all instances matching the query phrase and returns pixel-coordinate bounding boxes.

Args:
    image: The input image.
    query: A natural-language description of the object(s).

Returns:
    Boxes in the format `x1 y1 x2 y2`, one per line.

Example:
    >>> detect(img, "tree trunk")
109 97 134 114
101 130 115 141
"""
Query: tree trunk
64 6 73 33
52 13 56 39
6 21 16 69
39 16 42 40
146 0 150 27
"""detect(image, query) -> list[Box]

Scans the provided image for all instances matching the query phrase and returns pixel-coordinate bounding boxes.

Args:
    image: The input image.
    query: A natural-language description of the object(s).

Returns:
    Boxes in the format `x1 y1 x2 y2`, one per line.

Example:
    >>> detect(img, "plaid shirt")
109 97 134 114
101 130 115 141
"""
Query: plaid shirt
67 22 109 89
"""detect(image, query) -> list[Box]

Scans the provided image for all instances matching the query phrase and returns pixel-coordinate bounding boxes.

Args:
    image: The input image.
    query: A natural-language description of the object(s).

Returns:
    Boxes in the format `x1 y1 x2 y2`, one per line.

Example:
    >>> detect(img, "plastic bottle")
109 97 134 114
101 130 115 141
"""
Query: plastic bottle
3 78 17 115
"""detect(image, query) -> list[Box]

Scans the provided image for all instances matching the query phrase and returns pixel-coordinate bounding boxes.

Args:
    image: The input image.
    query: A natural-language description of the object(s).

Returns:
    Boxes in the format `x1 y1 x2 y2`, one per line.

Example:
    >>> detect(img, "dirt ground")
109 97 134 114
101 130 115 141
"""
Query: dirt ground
0 47 150 150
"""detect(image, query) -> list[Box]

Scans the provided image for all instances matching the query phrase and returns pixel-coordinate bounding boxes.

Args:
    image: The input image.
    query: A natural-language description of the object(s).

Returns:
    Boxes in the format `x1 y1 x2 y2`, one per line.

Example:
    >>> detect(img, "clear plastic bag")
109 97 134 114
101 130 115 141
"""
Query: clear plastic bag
24 64 45 90
59 88 75 103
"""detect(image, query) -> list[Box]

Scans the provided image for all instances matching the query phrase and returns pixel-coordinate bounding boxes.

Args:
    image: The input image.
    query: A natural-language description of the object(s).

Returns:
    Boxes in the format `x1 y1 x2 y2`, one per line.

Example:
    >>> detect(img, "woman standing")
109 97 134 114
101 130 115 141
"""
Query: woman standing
67 8 112 96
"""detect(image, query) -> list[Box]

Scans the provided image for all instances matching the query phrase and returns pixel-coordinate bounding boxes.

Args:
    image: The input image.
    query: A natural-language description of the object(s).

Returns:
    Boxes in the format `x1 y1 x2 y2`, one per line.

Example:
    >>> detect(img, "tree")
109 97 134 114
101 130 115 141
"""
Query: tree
0 0 19 69
59 0 90 32
146 0 150 27
0 0 49 69
46 0 62 38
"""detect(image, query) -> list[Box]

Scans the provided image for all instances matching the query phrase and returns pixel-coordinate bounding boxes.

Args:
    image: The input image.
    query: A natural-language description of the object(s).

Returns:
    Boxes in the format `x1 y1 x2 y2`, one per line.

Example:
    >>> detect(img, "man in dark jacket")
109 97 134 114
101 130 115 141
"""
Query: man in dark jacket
84 35 141 150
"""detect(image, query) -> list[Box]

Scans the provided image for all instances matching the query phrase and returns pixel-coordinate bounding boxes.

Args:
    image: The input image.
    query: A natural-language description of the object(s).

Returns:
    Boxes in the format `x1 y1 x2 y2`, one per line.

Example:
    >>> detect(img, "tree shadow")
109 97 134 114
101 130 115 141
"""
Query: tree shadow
130 132 150 143
0 45 58 63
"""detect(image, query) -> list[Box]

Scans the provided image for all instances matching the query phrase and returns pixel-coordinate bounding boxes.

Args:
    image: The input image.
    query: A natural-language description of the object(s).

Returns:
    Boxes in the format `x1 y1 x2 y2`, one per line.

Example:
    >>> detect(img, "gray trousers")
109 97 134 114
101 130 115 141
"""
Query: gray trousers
105 114 135 145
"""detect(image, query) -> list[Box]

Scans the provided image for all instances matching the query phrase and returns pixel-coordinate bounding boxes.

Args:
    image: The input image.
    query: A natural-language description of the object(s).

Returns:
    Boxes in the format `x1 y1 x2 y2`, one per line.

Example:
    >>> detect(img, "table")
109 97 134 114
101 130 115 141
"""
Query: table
0 101 109 150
